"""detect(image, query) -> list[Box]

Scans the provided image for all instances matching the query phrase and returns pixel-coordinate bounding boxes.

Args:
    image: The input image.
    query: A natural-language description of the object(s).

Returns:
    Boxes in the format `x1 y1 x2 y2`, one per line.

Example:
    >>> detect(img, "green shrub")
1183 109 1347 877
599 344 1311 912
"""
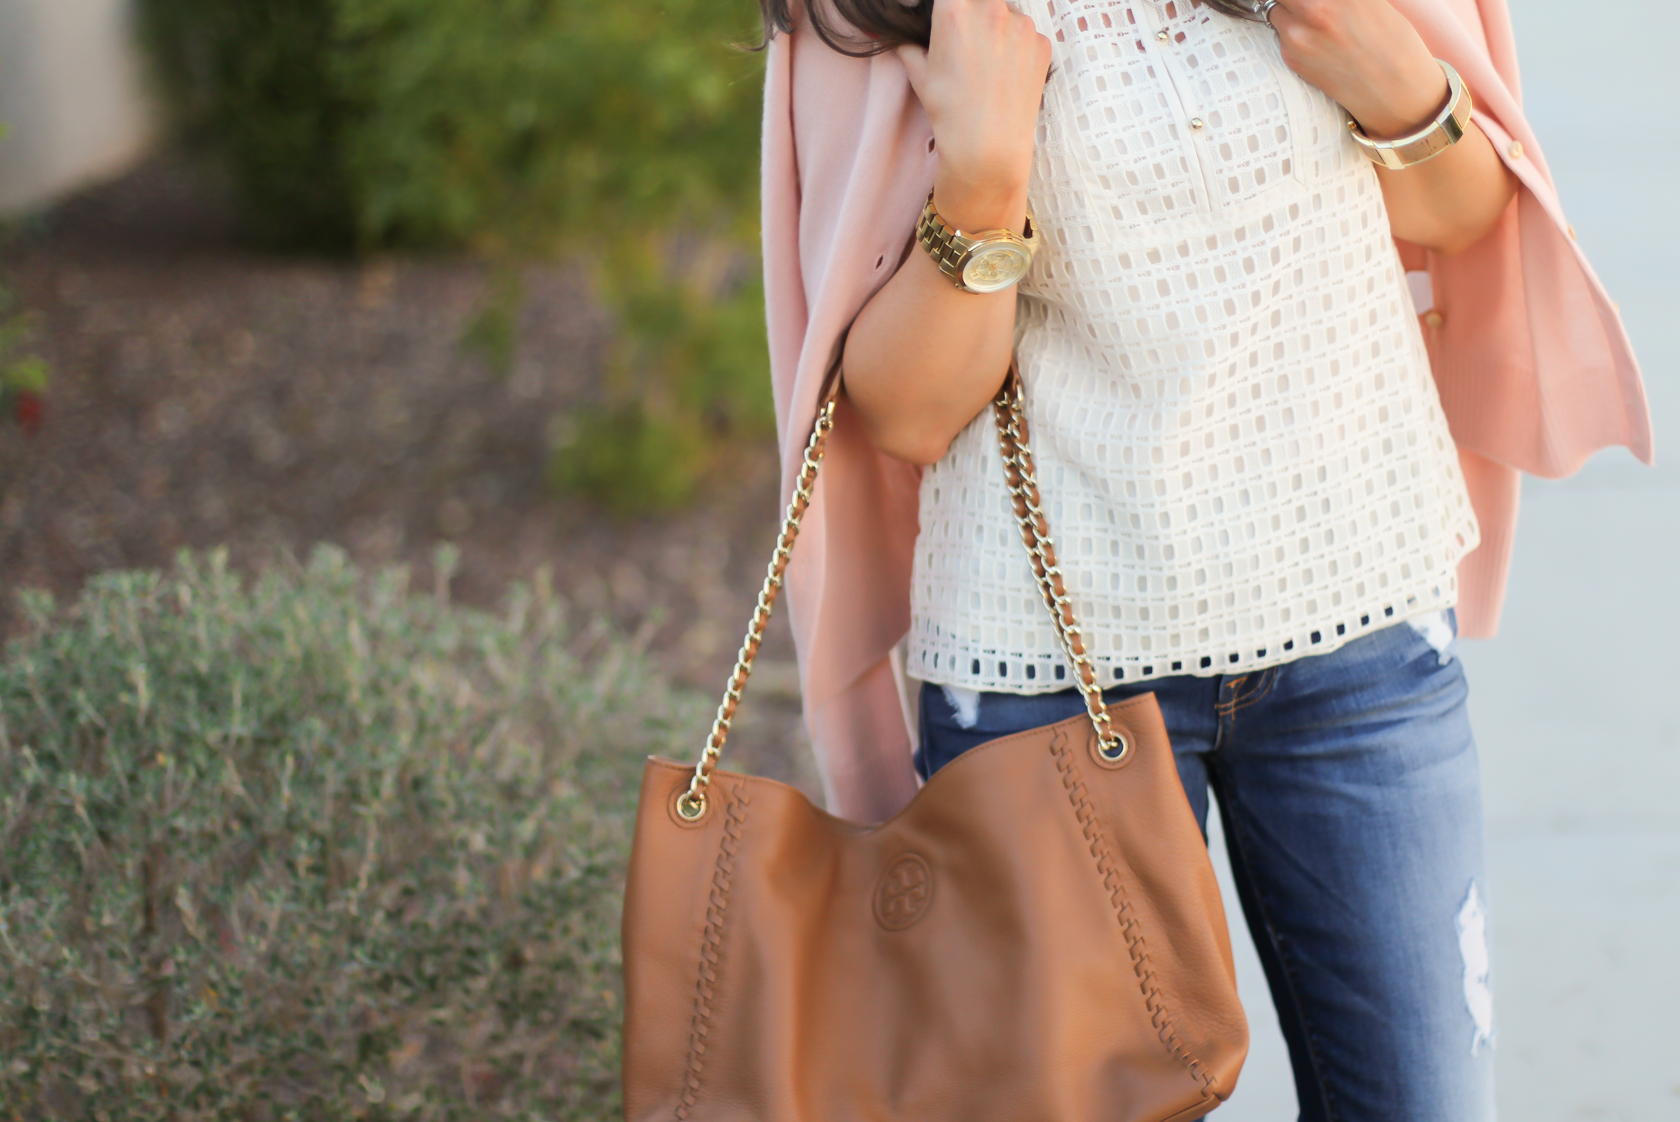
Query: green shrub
552 247 775 514
0 126 51 431
0 284 49 438
139 0 773 512
0 286 48 396
0 546 708 1120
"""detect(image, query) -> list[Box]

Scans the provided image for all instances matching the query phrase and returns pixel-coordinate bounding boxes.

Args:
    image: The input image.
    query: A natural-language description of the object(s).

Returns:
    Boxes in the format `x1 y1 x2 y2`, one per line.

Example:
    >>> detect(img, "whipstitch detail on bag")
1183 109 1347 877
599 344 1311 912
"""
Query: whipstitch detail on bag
675 784 749 1120
1050 730 1221 1101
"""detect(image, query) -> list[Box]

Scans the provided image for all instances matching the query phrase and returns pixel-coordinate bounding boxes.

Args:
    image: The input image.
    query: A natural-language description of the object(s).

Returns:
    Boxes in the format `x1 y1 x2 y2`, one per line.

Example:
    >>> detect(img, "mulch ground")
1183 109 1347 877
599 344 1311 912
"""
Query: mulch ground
0 155 820 797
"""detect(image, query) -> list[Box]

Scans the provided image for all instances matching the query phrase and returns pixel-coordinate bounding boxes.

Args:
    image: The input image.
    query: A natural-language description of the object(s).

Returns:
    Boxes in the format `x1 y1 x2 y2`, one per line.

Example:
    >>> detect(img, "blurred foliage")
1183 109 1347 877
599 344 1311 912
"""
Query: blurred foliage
0 545 708 1120
458 266 525 380
0 124 51 427
0 286 49 401
139 0 774 512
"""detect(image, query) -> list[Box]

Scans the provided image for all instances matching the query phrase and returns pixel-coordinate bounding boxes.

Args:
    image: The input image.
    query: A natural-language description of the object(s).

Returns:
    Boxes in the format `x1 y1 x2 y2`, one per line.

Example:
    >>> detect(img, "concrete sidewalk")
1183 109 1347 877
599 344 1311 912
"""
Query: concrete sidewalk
1211 2 1680 1116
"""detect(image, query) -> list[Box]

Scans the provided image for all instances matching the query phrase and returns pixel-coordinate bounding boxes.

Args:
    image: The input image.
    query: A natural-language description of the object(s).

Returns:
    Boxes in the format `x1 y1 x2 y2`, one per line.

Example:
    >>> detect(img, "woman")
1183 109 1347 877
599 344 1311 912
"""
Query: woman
754 0 1651 1118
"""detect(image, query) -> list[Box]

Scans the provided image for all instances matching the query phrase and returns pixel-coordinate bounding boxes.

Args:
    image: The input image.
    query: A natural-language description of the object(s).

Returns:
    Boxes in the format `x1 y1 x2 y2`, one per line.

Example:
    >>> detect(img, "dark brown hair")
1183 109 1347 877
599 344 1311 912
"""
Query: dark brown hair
755 0 1262 57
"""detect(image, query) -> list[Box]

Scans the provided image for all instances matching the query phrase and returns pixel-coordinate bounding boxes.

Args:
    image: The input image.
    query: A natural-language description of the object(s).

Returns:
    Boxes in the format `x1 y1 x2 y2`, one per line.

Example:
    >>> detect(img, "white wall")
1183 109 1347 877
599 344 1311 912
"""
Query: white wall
0 0 153 215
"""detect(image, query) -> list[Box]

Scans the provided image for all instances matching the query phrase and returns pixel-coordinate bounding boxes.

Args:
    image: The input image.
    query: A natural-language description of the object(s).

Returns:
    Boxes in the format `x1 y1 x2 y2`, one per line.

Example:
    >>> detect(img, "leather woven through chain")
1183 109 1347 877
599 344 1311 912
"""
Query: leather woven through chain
681 375 1123 816
990 376 1122 756
679 399 835 816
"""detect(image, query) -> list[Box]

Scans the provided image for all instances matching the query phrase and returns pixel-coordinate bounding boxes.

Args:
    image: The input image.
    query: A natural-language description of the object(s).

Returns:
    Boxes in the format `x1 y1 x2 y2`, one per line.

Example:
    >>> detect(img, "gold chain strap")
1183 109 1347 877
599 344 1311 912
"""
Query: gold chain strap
990 377 1125 760
677 374 1123 820
676 398 837 819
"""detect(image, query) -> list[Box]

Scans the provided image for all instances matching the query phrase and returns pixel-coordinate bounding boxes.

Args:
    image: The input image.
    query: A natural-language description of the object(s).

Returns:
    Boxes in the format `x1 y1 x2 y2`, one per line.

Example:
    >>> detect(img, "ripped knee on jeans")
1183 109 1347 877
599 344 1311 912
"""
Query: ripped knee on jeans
1456 879 1495 1056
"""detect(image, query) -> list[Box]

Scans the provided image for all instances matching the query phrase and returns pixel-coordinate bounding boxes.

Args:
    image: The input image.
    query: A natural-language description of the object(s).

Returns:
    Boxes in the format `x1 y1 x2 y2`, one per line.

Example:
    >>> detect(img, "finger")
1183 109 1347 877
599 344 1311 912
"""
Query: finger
896 42 929 94
1264 1 1303 43
1261 0 1295 29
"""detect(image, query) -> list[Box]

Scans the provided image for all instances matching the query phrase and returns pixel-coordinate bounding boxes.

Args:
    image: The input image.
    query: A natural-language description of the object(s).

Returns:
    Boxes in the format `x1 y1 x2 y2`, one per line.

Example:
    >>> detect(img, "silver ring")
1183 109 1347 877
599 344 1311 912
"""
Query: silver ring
1259 0 1279 24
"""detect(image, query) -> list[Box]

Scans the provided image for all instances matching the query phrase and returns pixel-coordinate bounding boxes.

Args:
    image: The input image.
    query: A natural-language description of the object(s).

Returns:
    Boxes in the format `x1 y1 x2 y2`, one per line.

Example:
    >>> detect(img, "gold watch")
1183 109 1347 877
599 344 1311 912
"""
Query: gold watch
916 191 1040 294
1346 59 1474 171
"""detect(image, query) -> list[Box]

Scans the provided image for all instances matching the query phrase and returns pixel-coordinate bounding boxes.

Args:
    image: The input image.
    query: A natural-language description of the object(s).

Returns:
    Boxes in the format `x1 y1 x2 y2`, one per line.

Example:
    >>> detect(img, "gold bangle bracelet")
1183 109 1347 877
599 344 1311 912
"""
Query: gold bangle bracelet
1346 59 1474 171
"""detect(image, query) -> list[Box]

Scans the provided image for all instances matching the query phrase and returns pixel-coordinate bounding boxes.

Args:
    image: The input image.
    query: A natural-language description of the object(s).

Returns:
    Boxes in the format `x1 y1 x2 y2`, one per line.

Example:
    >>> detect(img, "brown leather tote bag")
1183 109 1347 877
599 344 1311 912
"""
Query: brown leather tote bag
621 375 1248 1122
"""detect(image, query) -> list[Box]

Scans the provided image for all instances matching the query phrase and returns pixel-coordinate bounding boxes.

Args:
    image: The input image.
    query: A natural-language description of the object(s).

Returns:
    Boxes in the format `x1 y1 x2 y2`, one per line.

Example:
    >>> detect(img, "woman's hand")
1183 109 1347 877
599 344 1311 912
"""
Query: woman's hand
896 0 1051 231
1266 0 1446 139
1265 0 1517 254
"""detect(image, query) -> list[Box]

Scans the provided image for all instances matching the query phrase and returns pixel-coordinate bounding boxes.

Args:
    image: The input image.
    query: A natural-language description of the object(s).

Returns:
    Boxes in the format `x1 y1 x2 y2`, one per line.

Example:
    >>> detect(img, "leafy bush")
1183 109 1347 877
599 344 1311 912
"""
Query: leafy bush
139 0 774 512
0 546 708 1120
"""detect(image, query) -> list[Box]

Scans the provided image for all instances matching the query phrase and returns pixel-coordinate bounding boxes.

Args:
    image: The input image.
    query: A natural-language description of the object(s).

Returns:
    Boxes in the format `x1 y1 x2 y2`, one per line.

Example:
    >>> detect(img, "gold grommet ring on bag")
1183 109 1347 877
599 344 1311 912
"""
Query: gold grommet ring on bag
668 784 712 828
1089 729 1133 770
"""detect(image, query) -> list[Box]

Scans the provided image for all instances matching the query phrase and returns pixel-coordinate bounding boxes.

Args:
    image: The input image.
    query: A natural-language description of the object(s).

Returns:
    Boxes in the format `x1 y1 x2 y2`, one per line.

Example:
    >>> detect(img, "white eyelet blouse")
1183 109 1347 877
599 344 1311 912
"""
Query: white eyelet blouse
906 0 1480 692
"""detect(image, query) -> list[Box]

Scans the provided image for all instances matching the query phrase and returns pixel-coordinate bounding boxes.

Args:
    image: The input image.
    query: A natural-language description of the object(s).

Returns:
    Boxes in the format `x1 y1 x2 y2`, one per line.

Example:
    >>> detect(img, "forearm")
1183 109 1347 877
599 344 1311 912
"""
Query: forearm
1373 120 1518 256
842 0 1050 466
1267 0 1518 257
842 185 1027 466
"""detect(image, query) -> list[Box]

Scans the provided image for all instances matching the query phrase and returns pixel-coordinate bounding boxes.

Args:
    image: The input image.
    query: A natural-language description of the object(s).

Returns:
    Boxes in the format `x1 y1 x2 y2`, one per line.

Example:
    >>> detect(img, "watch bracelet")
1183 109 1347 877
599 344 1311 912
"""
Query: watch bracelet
917 203 972 284
915 192 1037 290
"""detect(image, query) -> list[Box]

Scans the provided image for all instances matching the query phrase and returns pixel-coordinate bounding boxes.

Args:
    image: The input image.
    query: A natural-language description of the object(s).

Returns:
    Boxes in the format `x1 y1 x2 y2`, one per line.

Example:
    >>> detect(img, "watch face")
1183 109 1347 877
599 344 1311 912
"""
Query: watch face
961 243 1033 293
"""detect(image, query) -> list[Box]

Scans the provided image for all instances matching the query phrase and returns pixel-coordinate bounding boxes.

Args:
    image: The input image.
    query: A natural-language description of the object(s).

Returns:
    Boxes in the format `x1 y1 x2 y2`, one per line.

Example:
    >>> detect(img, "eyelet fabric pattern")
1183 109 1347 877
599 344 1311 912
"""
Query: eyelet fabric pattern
908 0 1480 690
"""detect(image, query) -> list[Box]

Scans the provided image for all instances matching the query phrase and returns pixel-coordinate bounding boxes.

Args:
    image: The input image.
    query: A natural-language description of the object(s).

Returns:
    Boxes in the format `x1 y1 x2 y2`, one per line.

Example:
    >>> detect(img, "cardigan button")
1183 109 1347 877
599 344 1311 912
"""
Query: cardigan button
1423 311 1445 329
1156 28 1170 41
1508 141 1525 160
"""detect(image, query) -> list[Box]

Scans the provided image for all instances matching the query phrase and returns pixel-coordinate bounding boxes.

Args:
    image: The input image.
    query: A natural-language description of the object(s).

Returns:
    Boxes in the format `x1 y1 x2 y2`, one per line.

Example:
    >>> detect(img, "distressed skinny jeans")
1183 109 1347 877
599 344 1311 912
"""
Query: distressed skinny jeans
914 610 1497 1122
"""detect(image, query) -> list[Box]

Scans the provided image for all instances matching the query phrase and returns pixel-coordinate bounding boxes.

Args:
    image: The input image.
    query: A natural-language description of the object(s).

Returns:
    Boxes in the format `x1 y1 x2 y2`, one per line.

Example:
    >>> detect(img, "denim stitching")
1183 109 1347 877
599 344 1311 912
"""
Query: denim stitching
1214 676 1247 717
1217 666 1279 716
1237 665 1279 712
1213 768 1343 1122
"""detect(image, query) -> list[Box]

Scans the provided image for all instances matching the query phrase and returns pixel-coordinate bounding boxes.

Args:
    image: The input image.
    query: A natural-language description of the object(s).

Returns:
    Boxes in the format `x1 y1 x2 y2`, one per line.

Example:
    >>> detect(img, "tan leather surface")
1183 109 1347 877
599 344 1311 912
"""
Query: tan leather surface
622 693 1248 1121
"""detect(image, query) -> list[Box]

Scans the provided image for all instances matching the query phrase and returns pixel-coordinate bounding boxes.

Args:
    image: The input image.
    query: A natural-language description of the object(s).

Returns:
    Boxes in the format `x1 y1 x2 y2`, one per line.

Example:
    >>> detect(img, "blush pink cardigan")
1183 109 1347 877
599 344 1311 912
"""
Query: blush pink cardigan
761 0 1653 821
